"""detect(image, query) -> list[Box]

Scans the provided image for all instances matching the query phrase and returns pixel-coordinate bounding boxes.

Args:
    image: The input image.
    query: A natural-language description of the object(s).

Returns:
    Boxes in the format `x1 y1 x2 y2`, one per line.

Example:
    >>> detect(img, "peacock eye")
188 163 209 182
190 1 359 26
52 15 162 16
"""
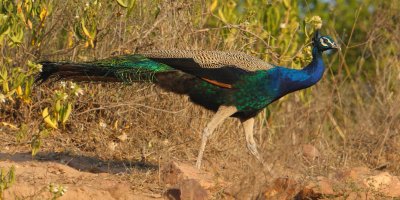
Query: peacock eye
319 38 328 47
326 39 335 46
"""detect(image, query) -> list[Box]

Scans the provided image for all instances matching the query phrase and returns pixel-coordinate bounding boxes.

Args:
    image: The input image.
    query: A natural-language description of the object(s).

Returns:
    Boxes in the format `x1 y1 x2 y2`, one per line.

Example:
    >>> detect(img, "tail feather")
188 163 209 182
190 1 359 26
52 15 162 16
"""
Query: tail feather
36 62 119 83
36 55 174 84
36 54 201 96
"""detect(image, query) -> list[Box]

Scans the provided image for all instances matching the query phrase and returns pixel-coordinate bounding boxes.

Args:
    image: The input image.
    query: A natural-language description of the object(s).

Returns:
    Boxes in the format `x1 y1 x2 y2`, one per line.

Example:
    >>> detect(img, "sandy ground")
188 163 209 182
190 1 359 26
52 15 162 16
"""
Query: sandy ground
0 152 162 200
2 147 400 199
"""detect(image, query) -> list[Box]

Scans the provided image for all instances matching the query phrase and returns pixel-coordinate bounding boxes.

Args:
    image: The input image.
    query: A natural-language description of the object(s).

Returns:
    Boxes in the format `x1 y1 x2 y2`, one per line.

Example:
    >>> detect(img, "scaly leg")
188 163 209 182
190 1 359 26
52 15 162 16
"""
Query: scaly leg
241 118 273 172
196 105 238 169
241 118 264 162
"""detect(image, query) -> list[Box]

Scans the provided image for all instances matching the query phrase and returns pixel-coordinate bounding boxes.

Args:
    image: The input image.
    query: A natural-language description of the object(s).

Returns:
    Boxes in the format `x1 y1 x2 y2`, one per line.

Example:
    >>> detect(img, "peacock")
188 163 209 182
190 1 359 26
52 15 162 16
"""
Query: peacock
37 30 339 169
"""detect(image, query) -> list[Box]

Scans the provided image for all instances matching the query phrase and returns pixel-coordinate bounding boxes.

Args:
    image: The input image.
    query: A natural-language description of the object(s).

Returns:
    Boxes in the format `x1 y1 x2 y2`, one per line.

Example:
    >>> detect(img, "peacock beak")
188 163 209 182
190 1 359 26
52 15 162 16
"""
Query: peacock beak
332 44 341 50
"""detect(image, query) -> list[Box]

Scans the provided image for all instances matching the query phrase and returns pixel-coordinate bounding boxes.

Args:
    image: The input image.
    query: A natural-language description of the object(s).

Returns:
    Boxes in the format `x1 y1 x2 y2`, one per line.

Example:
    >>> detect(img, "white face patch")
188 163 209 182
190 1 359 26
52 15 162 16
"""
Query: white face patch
326 39 335 46
320 38 329 47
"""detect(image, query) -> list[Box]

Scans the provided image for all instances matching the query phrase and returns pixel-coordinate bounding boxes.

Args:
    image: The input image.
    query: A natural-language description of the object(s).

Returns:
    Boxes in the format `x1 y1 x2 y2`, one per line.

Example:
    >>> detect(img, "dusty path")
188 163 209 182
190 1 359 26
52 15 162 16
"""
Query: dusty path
0 152 162 200
2 151 400 199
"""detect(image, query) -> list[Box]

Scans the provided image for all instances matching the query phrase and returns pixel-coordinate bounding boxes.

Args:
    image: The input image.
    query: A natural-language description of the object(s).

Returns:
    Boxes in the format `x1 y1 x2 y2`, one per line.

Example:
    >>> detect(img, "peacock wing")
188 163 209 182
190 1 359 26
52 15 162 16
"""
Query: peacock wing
139 50 273 88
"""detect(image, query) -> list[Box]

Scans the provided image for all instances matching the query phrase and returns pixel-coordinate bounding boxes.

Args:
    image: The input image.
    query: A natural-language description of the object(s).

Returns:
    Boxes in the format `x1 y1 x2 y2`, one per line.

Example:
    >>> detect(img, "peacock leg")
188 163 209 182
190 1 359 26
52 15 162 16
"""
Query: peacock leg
241 118 274 172
196 105 238 169
241 118 264 162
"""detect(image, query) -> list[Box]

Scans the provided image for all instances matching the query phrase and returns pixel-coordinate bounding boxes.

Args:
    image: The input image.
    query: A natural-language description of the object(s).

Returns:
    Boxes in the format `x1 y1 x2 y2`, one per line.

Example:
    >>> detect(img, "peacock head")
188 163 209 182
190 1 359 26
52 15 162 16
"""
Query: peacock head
313 30 340 52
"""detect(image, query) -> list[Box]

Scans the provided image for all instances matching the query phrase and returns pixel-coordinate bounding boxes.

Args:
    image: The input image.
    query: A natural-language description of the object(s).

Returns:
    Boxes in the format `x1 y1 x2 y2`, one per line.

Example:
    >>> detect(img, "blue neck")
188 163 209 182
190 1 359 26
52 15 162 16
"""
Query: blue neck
302 47 325 85
278 47 325 94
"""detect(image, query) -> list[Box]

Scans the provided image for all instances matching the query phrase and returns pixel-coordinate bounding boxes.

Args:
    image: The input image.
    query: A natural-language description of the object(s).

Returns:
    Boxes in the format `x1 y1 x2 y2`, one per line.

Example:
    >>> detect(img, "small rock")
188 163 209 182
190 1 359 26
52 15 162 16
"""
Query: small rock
383 176 400 197
295 188 323 200
337 167 371 181
164 179 208 200
316 176 335 195
299 176 336 199
178 179 208 200
302 144 320 160
364 172 400 197
164 188 180 200
262 177 299 199
117 132 128 142
161 162 216 189
364 172 392 189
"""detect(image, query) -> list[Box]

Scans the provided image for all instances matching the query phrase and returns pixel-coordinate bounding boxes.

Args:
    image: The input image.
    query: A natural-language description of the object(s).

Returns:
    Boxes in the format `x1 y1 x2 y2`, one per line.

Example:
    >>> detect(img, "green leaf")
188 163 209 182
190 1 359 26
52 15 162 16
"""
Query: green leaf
8 26 24 45
283 0 291 9
31 134 42 156
116 0 128 8
62 103 72 125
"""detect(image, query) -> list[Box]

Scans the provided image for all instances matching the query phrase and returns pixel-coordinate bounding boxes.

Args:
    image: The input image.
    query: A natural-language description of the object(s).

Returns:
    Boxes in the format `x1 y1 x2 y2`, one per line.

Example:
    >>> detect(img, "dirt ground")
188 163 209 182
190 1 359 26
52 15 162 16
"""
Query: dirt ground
2 139 400 199
0 151 163 200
